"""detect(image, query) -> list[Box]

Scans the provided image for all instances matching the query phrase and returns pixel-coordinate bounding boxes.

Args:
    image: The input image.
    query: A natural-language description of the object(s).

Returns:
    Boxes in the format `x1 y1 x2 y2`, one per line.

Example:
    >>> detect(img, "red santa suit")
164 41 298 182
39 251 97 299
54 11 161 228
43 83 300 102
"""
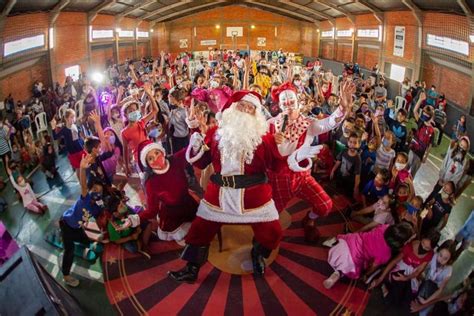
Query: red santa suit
128 141 198 241
267 83 346 224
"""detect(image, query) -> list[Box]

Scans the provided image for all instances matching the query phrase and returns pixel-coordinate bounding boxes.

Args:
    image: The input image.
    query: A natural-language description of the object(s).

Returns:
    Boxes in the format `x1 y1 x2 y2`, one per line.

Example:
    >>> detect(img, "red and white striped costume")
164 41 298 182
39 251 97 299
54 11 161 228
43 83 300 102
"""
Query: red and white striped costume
267 105 346 216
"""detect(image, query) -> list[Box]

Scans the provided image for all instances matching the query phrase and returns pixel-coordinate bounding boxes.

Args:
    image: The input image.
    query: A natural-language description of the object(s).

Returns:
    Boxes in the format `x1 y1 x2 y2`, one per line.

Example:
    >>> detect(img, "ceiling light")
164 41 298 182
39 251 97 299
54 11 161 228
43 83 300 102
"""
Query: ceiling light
215 24 220 29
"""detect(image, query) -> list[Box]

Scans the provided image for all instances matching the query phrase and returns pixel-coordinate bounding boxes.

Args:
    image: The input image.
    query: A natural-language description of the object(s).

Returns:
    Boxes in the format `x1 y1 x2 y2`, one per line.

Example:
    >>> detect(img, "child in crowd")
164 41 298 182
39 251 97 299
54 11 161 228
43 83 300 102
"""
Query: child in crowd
373 115 396 174
323 222 415 289
6 164 47 214
330 132 361 200
350 194 394 232
389 152 411 191
410 240 456 315
361 168 390 207
421 181 456 234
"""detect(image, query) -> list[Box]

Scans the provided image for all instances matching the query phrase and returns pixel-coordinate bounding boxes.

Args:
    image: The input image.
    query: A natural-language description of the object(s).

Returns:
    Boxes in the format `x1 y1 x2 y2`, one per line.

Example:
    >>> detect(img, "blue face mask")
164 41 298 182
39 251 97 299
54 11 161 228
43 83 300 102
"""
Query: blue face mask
406 203 419 215
90 192 102 201
148 128 159 138
421 113 431 122
382 138 390 147
109 135 116 145
128 110 142 122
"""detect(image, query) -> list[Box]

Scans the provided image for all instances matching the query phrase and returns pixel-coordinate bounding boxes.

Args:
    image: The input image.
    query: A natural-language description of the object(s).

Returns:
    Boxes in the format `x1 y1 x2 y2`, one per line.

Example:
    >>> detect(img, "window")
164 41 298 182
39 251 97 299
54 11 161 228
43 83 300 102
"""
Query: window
4 34 45 57
336 29 353 37
92 29 114 39
118 30 134 38
357 29 379 38
65 65 80 80
389 64 405 82
427 34 469 56
137 30 149 38
321 29 334 38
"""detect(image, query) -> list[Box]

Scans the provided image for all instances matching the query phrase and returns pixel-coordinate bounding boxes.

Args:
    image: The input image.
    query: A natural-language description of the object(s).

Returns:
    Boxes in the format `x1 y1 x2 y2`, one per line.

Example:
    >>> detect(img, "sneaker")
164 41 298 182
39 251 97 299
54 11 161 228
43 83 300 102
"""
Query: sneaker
63 275 80 287
322 237 337 248
323 271 340 289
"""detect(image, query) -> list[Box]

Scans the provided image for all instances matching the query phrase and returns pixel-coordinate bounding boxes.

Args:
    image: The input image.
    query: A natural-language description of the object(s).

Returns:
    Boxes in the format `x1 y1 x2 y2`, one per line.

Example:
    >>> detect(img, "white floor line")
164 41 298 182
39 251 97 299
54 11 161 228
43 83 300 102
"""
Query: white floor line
41 195 76 206
28 244 104 283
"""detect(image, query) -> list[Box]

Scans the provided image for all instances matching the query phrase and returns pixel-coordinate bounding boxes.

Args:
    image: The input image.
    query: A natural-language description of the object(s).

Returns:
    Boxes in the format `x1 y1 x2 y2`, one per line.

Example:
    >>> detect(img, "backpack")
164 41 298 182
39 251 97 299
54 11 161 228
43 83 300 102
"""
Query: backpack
410 123 434 157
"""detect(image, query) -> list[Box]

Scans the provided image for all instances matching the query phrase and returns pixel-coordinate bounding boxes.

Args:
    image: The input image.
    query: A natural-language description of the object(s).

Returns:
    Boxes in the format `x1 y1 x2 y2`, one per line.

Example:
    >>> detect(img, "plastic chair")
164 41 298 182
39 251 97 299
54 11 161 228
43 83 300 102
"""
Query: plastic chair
74 100 84 120
395 96 407 113
58 104 69 120
34 112 48 139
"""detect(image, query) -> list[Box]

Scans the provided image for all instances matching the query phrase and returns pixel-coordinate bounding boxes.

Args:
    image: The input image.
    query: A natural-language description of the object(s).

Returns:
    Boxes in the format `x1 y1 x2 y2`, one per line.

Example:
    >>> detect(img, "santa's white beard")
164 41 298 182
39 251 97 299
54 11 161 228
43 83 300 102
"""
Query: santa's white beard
217 105 268 165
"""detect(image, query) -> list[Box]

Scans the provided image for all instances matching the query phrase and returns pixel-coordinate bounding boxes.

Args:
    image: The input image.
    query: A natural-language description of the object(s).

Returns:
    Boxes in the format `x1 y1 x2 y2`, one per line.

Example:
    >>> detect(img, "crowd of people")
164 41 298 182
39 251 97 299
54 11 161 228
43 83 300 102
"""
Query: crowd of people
1 48 473 315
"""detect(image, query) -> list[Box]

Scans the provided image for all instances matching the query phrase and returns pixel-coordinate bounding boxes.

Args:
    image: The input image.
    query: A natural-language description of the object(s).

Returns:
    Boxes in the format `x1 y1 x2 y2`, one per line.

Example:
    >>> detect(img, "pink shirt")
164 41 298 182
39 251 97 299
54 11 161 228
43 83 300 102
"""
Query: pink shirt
339 224 391 278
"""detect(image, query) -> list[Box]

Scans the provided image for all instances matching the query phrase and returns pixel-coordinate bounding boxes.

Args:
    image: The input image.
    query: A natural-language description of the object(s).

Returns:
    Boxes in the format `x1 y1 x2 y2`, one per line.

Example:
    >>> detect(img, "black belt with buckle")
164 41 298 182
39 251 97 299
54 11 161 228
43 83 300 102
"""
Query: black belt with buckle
210 173 267 189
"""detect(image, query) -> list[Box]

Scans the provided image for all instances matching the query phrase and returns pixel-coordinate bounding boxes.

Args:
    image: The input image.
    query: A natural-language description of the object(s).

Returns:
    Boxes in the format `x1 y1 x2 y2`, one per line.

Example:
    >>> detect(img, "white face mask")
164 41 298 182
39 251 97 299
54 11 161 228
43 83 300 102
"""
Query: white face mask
209 80 219 89
441 191 450 200
395 162 406 171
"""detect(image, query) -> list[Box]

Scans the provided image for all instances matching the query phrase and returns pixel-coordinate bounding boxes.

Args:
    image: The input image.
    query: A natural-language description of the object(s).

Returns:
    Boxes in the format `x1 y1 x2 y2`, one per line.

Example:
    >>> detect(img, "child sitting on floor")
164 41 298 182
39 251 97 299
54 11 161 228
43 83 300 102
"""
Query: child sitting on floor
322 222 415 289
7 164 47 214
350 194 394 232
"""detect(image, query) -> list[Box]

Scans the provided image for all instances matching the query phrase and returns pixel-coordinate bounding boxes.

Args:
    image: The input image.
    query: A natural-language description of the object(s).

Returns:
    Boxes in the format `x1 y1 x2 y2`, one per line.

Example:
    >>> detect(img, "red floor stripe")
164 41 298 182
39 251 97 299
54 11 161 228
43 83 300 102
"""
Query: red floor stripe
106 258 181 301
241 275 265 316
147 263 214 315
290 207 312 221
279 241 328 261
284 223 346 238
201 272 231 316
275 255 367 313
265 267 318 316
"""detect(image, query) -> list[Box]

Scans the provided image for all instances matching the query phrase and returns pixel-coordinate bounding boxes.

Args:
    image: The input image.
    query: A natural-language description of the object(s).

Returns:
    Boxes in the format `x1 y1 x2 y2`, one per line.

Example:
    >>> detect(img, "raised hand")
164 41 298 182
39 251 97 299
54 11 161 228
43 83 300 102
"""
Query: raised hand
80 154 94 169
50 117 57 129
89 110 100 125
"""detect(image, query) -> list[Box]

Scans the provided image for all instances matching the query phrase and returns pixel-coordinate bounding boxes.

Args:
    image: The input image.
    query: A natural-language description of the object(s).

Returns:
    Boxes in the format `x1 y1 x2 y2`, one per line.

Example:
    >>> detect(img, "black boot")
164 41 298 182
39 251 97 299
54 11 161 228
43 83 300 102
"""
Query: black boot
251 240 272 277
168 245 209 284
168 263 200 284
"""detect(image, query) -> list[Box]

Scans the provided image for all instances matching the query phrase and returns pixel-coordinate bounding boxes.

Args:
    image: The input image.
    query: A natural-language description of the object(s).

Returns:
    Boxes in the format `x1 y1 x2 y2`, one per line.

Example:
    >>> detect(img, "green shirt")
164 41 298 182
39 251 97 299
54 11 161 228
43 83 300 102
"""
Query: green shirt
107 218 132 242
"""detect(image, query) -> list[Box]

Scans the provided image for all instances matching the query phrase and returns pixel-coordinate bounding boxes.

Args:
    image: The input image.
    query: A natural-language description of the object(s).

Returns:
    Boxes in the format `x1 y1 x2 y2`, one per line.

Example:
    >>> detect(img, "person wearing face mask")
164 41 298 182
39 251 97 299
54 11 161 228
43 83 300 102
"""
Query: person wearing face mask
268 82 353 242
59 154 105 287
408 92 435 178
421 181 456 235
121 83 158 177
390 152 411 191
426 136 470 203
254 65 272 97
370 230 440 308
206 74 233 113
119 140 198 246
107 105 124 143
374 79 387 104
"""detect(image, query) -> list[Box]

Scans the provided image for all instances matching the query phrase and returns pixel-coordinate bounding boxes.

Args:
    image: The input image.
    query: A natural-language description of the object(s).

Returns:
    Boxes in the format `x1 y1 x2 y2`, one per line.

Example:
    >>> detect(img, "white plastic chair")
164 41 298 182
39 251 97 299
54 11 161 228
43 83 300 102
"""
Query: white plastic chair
58 104 69 120
35 112 48 139
394 96 407 113
74 100 84 120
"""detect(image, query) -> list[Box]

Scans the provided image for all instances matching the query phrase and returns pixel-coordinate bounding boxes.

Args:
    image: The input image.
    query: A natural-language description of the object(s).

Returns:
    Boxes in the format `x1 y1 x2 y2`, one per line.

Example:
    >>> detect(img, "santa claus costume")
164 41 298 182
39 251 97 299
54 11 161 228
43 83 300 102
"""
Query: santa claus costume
267 81 354 242
168 90 318 283
125 140 197 241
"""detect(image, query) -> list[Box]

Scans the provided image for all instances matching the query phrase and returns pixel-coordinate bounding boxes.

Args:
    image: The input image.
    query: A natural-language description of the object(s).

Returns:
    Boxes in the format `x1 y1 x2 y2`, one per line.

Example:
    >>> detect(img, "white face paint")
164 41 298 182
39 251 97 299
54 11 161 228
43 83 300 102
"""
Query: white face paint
279 90 298 111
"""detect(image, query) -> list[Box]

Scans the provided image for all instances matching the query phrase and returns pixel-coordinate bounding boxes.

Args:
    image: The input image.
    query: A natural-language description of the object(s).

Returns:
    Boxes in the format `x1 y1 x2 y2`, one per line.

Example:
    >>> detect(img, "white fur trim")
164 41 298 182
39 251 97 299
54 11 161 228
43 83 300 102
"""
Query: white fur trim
140 142 165 168
241 94 261 109
129 214 140 227
156 222 191 241
186 144 205 163
185 117 200 129
288 151 312 172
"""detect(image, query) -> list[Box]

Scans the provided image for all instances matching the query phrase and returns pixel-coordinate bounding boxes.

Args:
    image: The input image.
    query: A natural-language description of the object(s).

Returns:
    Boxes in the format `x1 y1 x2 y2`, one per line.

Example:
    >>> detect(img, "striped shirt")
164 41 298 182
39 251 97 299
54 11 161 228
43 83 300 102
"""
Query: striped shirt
434 109 447 125
0 126 10 155
374 144 395 171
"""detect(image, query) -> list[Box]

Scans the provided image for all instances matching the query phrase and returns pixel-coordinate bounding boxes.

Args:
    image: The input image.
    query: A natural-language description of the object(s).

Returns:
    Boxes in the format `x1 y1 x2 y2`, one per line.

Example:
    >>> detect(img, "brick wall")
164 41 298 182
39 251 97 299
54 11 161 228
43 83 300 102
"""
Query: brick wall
91 45 114 70
321 41 334 59
161 5 317 55
384 11 418 64
0 56 50 102
356 45 379 69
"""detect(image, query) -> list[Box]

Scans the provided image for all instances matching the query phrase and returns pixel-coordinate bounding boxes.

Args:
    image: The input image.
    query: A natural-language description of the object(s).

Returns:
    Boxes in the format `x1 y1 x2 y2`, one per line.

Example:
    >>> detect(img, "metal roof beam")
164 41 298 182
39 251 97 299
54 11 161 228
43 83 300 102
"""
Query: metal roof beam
244 0 319 23
356 0 383 23
401 0 422 25
88 0 116 24
117 0 155 19
50 0 70 26
457 0 473 16
141 0 193 20
2 0 16 16
315 0 355 24
152 1 227 23
278 0 333 22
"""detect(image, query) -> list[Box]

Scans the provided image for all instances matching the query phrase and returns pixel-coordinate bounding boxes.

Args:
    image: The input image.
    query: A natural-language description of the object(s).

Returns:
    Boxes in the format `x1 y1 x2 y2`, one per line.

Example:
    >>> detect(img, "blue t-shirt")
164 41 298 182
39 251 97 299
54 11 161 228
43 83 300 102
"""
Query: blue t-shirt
362 180 389 200
62 193 103 229
361 146 376 174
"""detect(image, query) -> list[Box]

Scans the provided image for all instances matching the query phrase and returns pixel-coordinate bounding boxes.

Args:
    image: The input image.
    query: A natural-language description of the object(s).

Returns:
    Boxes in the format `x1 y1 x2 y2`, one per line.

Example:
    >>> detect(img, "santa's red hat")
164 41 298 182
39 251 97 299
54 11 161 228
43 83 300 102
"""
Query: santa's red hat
221 90 262 112
137 140 166 172
271 82 297 102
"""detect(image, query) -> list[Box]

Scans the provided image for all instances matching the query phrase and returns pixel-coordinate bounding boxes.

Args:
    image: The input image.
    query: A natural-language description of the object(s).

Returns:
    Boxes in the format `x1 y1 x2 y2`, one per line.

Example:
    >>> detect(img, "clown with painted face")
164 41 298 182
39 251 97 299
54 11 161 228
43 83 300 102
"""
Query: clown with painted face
267 81 355 242
120 140 197 242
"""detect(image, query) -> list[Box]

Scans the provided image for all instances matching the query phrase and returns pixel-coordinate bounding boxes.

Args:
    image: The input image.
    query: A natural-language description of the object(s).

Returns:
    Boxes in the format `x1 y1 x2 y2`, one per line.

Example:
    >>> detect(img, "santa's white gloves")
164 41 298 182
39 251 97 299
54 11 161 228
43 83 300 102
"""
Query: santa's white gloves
288 145 323 172
186 132 206 163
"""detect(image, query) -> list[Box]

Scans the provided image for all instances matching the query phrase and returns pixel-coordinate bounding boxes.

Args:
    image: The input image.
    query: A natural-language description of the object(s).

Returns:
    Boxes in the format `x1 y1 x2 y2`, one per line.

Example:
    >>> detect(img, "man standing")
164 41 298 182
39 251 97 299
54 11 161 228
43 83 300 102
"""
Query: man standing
267 81 355 242
167 91 319 283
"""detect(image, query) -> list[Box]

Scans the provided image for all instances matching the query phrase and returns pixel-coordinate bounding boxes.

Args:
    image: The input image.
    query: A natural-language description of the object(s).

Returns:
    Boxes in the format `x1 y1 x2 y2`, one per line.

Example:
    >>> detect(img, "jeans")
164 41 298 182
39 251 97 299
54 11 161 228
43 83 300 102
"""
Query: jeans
60 219 90 276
